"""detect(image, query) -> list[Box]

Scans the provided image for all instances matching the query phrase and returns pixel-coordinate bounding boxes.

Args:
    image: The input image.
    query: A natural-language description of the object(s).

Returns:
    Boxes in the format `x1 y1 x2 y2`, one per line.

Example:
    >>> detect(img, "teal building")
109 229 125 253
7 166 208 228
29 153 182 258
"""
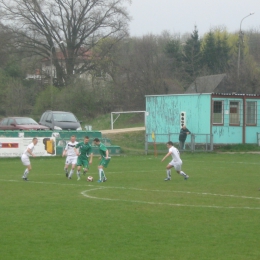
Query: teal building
145 93 260 144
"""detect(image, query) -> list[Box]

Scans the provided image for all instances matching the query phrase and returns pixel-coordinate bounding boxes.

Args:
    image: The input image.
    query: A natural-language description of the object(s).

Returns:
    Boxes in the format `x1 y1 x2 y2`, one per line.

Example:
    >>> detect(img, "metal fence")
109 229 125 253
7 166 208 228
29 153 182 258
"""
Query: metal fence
145 133 213 154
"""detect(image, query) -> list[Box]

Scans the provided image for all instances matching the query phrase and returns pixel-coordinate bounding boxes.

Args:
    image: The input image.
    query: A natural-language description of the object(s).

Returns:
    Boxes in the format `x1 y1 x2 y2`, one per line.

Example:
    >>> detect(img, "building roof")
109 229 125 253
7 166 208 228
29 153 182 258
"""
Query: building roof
145 92 260 98
185 74 226 93
212 93 260 97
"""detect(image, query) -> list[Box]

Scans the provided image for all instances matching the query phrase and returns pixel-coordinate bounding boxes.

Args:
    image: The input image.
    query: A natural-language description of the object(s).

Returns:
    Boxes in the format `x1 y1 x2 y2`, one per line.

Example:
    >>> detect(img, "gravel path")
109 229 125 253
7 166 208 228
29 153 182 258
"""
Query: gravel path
100 127 145 134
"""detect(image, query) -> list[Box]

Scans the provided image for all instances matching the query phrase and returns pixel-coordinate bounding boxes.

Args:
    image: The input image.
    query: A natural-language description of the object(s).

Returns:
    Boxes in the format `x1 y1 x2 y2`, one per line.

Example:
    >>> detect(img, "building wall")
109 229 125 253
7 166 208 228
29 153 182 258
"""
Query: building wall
245 98 260 143
212 97 260 144
212 125 243 143
146 94 260 145
145 94 211 143
212 97 243 143
246 127 259 143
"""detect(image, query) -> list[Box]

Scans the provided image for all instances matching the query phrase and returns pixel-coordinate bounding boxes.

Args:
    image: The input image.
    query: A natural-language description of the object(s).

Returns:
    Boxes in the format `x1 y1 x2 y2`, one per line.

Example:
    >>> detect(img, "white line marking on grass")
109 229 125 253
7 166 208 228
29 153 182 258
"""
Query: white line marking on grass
3 171 157 177
1 179 260 201
2 179 260 210
115 187 260 200
0 179 95 187
190 160 260 165
81 187 260 210
80 185 260 201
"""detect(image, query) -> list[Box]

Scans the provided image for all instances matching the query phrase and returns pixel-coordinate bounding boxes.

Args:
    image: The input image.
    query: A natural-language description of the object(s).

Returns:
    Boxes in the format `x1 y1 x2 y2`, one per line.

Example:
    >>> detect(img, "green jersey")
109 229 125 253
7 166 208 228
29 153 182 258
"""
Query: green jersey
98 143 108 157
76 142 92 159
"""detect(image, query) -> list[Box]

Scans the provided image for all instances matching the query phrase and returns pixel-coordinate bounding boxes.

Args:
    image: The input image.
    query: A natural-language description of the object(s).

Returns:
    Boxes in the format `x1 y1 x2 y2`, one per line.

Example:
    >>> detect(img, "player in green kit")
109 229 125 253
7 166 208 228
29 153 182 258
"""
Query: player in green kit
74 136 93 181
93 138 110 183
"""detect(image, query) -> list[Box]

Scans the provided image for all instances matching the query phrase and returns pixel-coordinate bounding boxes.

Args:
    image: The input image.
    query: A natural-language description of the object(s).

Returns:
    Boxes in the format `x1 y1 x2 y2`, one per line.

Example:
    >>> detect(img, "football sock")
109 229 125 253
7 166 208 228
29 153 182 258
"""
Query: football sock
77 171 80 178
98 168 103 180
64 168 68 174
68 170 73 178
180 171 187 177
23 169 29 178
166 169 171 178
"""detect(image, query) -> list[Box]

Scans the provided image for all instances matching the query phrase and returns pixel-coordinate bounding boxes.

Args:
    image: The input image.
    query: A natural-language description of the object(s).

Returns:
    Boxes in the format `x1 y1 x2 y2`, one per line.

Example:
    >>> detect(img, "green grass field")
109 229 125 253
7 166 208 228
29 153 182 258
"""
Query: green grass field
1 153 260 260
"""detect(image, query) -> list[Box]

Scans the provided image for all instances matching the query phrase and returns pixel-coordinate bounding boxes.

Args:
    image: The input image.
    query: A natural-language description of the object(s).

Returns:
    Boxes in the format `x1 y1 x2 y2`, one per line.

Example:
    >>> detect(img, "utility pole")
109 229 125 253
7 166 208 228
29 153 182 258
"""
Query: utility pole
237 13 254 79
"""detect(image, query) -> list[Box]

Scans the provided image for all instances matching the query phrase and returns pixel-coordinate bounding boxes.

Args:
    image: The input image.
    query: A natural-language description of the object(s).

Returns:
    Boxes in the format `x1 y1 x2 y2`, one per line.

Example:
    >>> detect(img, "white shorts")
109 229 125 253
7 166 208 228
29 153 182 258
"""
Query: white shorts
65 156 77 165
169 160 182 171
21 154 30 166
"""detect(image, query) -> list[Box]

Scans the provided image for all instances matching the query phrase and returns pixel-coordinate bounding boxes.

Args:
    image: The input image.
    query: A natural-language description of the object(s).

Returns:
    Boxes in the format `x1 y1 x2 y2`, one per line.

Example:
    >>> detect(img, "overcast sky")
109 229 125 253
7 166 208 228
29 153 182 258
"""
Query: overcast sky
128 0 260 37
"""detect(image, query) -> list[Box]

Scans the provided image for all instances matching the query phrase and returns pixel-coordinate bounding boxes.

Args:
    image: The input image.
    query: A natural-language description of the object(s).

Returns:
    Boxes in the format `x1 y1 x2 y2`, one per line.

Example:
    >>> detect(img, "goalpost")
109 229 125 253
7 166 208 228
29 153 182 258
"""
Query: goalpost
110 111 147 130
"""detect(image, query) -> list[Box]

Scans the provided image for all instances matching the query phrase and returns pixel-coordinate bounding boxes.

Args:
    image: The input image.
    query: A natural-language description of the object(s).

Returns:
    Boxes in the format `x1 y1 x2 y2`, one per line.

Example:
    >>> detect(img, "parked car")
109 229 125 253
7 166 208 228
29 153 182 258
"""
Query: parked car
0 117 49 130
39 111 82 131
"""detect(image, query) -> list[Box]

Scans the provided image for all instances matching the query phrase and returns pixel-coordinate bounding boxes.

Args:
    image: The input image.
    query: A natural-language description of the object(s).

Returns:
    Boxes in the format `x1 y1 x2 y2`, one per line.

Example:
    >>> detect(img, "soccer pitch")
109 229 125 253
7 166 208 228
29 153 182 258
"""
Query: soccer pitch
0 153 260 260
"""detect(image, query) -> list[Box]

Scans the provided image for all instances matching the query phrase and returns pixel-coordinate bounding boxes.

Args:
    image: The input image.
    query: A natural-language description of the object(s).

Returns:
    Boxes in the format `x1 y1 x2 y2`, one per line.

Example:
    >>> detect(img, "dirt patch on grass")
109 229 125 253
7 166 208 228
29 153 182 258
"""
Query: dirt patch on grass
100 127 145 134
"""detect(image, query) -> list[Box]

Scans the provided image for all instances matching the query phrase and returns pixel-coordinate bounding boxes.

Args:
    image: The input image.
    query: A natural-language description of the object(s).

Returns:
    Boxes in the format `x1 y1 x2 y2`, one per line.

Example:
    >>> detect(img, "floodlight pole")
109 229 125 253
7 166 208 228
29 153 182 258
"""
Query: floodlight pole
237 13 254 79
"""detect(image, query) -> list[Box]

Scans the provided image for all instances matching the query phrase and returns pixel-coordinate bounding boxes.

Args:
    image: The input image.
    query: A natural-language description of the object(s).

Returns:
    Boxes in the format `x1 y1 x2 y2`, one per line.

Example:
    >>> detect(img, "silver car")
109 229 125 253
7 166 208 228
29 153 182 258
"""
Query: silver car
39 111 82 131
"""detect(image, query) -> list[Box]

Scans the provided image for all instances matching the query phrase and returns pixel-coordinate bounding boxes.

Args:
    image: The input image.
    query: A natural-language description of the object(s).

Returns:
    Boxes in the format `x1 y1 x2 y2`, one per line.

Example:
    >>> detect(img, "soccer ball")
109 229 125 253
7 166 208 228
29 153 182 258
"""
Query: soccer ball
87 176 94 182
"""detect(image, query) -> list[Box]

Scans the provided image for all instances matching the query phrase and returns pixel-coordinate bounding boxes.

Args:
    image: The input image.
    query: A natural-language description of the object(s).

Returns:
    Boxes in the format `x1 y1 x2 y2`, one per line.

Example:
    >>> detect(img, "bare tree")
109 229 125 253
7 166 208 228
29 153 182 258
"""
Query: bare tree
105 35 179 110
0 23 14 68
0 0 131 85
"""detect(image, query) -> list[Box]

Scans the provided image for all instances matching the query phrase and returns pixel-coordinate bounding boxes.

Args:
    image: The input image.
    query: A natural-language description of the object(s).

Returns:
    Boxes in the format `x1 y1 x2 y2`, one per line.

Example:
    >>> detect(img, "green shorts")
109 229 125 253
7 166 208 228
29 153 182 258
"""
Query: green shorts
77 157 89 169
99 157 111 168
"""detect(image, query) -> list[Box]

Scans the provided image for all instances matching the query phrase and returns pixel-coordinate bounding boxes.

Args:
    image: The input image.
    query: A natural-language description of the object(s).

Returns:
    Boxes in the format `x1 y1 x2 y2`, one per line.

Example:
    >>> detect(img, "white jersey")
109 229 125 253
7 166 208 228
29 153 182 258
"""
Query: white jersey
23 142 35 157
169 146 182 164
64 141 78 157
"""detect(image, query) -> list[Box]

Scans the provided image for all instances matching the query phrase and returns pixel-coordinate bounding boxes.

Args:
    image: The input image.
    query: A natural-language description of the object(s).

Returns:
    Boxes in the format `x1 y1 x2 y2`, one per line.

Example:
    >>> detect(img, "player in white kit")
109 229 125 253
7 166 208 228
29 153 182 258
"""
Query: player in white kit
62 135 78 179
21 137 38 181
161 141 189 181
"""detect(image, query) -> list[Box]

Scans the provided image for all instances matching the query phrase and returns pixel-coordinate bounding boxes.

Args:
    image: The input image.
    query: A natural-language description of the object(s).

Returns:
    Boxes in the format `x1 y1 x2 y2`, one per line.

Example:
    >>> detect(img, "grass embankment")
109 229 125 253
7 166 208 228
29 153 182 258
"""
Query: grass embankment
85 112 145 131
86 113 148 154
106 131 260 155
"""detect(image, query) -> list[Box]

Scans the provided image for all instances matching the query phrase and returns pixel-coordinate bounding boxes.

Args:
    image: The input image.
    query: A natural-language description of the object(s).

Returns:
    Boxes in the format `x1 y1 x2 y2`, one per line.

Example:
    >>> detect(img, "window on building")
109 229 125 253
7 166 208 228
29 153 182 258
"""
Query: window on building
246 101 257 125
229 101 240 125
213 101 223 124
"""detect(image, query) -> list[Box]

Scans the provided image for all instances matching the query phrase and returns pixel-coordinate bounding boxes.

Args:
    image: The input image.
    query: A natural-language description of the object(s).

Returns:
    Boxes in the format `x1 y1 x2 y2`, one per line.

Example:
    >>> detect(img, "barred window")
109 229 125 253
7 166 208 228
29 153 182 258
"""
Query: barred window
213 101 223 124
229 101 240 125
246 101 256 125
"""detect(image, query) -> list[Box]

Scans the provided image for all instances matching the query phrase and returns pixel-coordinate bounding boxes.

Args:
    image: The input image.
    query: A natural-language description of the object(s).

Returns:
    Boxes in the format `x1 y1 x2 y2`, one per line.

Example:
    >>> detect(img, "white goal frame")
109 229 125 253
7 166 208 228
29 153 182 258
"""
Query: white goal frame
110 111 147 130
